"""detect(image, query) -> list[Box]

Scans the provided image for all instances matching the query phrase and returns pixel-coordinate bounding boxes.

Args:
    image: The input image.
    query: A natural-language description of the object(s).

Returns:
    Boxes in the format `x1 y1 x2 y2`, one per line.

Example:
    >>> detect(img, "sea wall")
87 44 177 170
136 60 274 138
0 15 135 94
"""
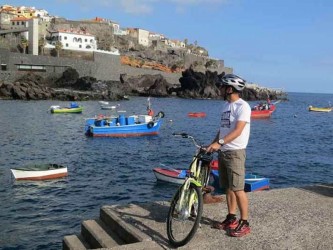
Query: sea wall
0 49 184 85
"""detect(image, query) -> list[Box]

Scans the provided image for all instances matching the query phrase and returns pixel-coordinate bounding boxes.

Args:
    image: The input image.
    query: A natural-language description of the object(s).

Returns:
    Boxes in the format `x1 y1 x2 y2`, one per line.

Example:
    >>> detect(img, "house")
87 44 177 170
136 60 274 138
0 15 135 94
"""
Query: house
127 28 149 47
48 29 97 51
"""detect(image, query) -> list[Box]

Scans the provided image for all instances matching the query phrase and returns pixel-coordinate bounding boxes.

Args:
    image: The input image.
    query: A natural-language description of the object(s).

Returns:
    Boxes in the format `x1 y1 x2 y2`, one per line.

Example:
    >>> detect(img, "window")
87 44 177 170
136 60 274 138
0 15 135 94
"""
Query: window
79 45 82 48
64 36 67 40
21 22 24 25
17 22 19 25
85 39 87 42
66 43 69 47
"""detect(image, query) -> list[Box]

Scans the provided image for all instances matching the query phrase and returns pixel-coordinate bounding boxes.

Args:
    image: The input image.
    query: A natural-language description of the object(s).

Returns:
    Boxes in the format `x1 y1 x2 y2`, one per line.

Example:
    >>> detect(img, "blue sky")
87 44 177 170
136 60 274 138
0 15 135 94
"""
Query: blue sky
5 0 333 94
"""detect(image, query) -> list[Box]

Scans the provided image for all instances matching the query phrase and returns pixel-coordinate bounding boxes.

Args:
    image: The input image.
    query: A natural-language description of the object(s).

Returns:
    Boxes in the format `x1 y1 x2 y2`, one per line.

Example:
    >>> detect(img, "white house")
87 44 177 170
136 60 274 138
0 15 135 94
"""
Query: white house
48 29 97 51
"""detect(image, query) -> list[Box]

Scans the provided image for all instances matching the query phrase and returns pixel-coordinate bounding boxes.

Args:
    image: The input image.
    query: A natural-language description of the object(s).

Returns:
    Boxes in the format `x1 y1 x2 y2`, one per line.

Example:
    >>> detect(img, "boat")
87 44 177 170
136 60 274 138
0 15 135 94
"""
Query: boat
50 102 83 114
85 98 165 137
188 112 207 118
210 171 270 192
308 105 332 112
153 160 219 185
251 100 278 118
100 105 118 110
10 164 68 181
98 101 109 105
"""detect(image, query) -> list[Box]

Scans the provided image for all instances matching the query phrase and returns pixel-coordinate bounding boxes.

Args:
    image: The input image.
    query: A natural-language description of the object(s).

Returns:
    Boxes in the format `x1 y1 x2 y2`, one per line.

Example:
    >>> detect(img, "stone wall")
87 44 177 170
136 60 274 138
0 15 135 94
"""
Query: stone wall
0 49 230 86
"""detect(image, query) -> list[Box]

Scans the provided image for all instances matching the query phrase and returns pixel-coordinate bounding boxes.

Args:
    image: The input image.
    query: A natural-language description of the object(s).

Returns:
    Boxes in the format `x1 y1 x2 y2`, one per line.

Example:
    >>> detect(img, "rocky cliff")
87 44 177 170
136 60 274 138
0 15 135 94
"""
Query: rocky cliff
0 68 287 101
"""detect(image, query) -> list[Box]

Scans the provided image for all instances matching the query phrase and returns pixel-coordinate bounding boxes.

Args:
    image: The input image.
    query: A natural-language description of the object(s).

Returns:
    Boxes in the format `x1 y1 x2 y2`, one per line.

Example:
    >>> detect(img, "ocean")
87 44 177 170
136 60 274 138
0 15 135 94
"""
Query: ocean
0 92 332 249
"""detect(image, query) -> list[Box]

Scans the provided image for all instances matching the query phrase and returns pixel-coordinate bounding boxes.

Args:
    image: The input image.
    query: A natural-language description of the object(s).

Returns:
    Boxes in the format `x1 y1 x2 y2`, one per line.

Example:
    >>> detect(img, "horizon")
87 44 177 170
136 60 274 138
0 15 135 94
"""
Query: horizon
4 0 333 95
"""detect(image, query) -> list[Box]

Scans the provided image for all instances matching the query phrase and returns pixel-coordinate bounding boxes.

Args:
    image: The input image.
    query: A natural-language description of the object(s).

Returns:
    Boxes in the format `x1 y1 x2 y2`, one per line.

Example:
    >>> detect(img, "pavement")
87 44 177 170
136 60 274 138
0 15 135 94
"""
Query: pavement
107 184 333 249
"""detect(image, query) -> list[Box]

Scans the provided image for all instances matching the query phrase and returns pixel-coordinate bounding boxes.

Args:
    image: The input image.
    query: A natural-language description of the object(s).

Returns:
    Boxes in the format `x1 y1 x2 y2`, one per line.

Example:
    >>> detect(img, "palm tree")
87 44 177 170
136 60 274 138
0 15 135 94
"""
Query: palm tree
20 36 28 54
55 41 63 57
38 37 46 55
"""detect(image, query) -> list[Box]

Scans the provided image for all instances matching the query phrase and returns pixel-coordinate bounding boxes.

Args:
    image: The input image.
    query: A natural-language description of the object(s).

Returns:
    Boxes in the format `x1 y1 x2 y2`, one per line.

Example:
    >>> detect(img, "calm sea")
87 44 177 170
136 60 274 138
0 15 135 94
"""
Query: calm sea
0 92 332 249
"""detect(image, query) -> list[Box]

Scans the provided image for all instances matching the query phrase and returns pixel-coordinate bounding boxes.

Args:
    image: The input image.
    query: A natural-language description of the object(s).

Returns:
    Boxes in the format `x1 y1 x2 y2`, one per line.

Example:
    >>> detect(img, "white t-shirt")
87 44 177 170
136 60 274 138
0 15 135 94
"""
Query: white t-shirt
219 98 251 150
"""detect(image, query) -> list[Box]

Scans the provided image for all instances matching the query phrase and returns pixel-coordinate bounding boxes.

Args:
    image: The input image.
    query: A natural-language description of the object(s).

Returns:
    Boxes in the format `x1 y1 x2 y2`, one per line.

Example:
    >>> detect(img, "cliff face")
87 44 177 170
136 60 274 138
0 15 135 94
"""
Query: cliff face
0 68 287 101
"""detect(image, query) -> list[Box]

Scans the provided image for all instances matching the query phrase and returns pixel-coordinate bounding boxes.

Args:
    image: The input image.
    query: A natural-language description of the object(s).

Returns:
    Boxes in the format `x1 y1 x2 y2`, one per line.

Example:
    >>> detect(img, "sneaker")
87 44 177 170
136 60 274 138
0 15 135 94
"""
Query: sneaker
212 216 238 230
229 220 251 237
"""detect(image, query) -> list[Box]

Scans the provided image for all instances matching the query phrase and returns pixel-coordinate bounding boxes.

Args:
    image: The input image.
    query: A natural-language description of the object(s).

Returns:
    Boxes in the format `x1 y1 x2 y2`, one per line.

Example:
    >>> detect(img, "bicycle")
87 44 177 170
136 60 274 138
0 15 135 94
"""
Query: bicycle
166 133 217 247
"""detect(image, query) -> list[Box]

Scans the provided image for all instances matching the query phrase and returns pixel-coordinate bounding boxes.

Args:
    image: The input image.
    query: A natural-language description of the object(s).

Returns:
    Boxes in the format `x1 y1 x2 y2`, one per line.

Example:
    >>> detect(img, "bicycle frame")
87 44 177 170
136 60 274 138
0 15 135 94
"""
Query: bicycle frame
174 144 212 217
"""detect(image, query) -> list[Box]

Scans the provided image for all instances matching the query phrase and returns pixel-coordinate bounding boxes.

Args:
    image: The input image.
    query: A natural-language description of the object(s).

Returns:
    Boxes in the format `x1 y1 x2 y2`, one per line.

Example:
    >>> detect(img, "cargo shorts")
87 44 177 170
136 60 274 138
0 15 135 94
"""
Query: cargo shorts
218 149 246 191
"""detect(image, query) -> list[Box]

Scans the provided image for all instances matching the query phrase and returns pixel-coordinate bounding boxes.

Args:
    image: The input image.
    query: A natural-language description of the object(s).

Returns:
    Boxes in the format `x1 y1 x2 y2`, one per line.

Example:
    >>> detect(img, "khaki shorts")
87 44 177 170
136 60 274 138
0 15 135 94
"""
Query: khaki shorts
218 149 246 191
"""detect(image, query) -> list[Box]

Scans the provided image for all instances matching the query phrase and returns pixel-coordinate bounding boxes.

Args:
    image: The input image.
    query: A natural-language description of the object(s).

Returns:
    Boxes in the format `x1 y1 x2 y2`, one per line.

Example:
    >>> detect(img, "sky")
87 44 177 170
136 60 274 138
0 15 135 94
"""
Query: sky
4 0 333 94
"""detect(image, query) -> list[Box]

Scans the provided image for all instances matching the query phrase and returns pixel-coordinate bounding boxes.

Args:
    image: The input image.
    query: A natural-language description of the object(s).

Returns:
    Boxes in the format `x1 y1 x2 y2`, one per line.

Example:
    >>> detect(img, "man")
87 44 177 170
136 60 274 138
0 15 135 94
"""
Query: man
207 74 251 237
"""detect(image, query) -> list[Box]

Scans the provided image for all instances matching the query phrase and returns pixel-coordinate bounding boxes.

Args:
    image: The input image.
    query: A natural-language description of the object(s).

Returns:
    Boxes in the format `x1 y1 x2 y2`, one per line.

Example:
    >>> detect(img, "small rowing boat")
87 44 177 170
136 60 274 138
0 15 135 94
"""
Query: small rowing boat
10 164 68 181
308 106 332 112
188 112 207 118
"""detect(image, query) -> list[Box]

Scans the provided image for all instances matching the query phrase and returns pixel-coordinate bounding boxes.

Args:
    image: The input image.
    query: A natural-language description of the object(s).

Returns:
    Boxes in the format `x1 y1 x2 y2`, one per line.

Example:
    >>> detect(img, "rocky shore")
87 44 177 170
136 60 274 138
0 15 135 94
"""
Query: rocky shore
0 68 287 101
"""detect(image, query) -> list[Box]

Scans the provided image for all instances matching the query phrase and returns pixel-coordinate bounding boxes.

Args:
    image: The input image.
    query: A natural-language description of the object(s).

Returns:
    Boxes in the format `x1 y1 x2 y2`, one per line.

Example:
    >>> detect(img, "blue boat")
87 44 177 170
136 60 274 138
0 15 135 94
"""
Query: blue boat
85 98 165 137
211 171 270 192
85 113 164 137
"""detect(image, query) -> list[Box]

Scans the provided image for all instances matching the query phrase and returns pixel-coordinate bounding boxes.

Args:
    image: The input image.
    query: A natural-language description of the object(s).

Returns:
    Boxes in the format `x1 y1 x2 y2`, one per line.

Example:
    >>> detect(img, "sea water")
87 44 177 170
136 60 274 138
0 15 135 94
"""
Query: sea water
0 92 332 249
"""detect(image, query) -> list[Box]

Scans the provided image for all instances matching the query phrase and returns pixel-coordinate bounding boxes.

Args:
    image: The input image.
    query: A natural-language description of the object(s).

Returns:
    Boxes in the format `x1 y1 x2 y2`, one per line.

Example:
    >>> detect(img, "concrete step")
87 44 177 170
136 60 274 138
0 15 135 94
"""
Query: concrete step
63 205 158 250
100 205 152 244
81 219 125 249
62 234 90 250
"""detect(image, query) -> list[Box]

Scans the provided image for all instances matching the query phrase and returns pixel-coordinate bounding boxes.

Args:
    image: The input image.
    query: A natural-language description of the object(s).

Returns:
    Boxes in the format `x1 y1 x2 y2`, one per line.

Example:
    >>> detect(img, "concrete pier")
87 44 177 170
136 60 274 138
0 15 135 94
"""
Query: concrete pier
63 184 332 249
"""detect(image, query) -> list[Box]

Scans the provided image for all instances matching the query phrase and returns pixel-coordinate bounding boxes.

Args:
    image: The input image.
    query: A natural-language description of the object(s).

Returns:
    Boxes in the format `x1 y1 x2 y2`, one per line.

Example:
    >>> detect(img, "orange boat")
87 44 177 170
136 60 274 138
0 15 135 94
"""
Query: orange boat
188 112 206 118
251 104 276 118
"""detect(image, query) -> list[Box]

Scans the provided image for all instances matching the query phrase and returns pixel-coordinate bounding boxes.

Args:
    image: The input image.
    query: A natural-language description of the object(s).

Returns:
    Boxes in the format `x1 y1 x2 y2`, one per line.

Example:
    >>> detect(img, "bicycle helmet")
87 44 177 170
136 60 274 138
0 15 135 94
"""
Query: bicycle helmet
216 74 246 92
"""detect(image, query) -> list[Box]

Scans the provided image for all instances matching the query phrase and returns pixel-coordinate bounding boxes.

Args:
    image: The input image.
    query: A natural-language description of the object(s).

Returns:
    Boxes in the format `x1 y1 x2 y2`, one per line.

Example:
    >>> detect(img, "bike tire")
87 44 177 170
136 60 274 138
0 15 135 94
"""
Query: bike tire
166 183 203 247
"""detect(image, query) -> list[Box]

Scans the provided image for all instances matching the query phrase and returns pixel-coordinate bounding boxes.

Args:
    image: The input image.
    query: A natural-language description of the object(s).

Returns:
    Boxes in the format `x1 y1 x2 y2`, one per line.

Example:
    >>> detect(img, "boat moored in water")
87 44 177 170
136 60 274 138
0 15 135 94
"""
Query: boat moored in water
308 105 332 112
10 164 68 181
50 102 83 114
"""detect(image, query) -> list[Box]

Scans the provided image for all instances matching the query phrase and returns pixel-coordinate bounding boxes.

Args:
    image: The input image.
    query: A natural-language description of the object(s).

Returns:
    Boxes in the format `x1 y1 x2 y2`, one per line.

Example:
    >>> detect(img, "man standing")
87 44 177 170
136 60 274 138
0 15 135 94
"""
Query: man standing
207 74 251 237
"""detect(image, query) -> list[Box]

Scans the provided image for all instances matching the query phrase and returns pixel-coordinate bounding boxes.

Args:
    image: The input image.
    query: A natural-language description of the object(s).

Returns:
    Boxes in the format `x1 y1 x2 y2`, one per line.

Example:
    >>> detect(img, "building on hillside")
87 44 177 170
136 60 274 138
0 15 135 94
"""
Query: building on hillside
0 9 17 29
48 29 97 51
9 16 31 39
127 28 149 47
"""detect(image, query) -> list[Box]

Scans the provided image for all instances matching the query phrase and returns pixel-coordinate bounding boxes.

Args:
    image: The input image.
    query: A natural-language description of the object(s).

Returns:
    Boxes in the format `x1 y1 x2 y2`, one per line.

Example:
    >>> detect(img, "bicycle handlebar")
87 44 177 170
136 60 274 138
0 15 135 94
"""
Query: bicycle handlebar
173 132 221 154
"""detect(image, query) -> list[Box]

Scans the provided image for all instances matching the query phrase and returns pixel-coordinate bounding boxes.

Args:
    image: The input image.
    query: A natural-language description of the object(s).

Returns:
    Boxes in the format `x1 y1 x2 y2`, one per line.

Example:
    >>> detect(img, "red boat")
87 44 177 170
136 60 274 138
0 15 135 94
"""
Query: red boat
188 112 206 118
251 99 277 119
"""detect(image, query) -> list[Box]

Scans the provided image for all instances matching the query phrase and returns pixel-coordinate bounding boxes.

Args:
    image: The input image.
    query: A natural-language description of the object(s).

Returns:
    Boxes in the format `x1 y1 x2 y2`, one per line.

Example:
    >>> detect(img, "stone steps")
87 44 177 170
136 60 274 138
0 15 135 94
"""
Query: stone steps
63 205 162 250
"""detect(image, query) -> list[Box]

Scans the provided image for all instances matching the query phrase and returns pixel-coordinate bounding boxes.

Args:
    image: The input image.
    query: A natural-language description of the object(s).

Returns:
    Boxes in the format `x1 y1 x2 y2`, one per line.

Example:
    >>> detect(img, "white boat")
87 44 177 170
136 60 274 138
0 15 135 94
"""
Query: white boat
98 101 109 105
10 164 68 181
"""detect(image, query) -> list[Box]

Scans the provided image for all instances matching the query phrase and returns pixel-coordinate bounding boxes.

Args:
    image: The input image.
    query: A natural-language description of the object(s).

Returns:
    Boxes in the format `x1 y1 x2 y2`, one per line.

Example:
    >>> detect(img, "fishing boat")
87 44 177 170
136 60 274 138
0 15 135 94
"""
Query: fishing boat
308 105 332 112
210 171 270 192
251 100 279 118
50 102 83 114
153 160 218 185
85 98 165 137
10 164 68 181
188 112 207 118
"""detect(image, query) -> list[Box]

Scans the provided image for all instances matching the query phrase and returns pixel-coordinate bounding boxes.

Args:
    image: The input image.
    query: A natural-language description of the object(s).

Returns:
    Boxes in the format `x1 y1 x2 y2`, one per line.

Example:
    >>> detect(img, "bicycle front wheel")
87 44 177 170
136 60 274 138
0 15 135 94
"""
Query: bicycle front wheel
166 183 203 247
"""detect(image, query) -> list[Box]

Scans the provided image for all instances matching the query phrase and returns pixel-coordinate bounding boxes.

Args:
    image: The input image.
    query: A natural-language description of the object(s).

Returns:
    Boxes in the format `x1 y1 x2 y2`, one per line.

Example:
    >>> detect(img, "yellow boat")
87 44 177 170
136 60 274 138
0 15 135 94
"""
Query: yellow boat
308 105 332 112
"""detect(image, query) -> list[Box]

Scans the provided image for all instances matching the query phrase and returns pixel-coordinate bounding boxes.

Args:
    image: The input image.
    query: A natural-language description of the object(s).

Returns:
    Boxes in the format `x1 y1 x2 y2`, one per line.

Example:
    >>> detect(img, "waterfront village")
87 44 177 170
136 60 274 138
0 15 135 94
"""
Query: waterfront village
0 4 286 101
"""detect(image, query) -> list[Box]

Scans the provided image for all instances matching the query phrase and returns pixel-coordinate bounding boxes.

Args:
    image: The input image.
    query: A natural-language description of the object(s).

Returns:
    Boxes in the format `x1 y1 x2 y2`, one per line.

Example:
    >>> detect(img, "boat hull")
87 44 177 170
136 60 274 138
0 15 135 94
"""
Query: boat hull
51 107 83 113
308 106 332 112
153 168 188 184
11 164 68 181
211 172 270 192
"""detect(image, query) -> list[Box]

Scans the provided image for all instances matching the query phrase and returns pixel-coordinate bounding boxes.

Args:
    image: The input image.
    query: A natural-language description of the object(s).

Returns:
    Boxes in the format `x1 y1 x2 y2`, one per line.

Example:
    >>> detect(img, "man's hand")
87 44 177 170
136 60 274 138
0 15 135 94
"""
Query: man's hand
206 142 221 153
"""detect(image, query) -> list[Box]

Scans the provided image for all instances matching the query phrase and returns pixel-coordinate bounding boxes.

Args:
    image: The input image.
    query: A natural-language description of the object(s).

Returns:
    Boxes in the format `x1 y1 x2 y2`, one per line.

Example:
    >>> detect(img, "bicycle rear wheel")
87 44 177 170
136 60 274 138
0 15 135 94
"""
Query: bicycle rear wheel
166 183 203 247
